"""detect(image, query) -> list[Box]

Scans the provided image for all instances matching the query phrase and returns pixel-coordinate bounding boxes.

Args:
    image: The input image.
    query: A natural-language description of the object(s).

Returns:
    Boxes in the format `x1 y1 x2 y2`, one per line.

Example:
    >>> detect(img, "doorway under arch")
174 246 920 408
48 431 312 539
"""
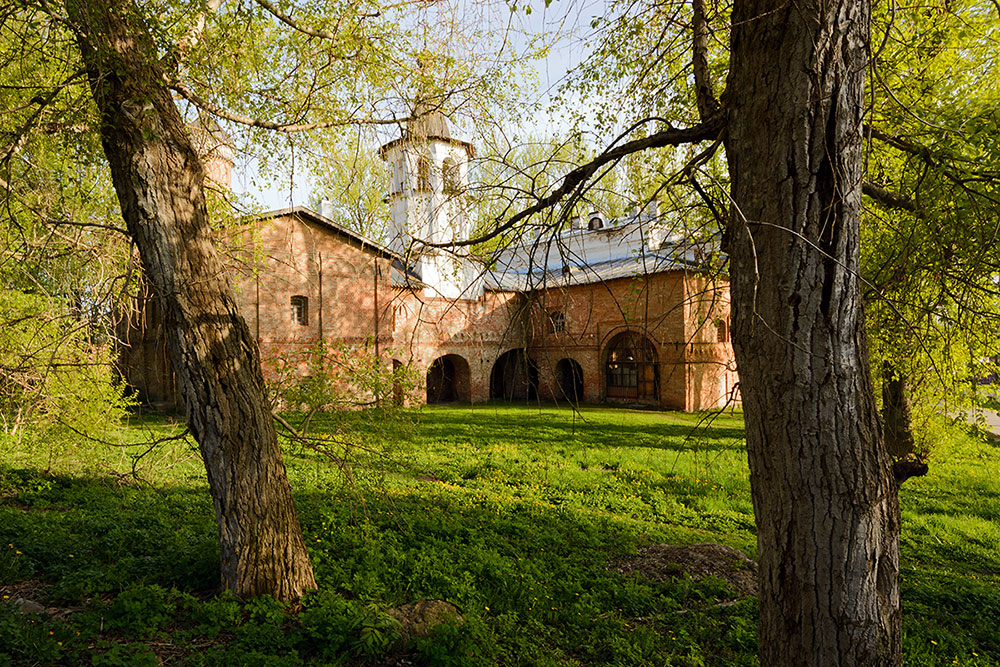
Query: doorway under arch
556 358 584 402
490 349 539 401
426 354 470 404
604 331 659 402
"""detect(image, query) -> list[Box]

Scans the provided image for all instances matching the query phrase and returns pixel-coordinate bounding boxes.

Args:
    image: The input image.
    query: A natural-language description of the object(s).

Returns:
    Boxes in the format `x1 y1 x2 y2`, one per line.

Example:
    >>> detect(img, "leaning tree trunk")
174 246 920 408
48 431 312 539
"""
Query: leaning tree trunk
882 362 916 459
725 0 901 664
67 0 316 601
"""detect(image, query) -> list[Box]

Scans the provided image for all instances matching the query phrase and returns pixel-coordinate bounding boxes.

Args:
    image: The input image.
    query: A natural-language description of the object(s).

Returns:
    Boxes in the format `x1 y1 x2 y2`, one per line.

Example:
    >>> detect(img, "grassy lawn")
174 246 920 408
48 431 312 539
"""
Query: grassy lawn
1 404 998 665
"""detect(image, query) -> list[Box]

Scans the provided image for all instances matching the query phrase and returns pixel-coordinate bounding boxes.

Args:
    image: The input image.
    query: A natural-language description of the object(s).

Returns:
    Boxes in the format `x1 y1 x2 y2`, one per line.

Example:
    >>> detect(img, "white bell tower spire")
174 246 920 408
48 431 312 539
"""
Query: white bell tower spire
378 102 480 299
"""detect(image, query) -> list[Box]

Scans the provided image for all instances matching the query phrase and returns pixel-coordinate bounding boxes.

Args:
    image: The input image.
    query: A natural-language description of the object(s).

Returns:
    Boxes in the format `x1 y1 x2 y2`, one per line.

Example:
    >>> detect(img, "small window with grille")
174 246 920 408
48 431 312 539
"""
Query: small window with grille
549 311 565 334
290 295 309 326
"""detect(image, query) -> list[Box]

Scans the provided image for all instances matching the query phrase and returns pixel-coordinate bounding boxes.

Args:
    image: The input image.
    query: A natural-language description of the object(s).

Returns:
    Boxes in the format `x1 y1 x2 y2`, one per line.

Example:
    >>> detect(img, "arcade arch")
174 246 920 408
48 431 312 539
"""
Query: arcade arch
556 358 584 402
490 349 539 401
604 331 659 402
426 354 470 404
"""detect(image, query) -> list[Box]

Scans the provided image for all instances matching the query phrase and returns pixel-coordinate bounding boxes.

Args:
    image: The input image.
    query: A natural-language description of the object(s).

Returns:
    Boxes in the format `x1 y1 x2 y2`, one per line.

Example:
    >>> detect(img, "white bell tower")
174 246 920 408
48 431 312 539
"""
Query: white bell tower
378 103 480 299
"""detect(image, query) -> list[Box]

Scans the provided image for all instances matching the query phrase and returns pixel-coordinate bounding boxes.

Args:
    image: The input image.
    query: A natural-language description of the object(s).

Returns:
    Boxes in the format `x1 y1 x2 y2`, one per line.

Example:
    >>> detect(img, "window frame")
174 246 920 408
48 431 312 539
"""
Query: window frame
290 295 309 326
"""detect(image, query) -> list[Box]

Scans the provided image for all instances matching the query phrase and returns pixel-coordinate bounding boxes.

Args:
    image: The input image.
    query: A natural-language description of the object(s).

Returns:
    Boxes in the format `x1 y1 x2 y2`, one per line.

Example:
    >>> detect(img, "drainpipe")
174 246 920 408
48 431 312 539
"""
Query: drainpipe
318 251 324 342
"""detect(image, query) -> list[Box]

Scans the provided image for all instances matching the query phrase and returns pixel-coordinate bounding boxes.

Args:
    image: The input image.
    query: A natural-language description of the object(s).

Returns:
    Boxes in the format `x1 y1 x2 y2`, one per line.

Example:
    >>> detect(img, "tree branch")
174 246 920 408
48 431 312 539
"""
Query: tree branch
253 0 379 41
429 114 727 248
862 181 918 213
692 0 720 121
169 80 403 133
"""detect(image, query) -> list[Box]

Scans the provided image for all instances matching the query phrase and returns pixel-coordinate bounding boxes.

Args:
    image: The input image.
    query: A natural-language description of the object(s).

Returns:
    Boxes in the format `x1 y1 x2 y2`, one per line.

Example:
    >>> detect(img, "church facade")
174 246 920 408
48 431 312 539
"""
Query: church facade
119 113 738 412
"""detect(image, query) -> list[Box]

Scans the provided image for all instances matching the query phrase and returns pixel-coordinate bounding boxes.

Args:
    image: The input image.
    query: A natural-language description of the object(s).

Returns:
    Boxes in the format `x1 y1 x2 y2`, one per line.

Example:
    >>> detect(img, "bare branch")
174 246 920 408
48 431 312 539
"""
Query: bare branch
169 80 403 133
431 114 727 248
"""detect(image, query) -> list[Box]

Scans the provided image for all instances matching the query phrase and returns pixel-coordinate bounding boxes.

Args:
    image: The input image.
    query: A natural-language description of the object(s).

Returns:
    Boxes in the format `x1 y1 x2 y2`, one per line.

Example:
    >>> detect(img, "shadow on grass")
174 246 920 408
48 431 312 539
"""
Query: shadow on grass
1 461 762 666
407 404 747 452
0 466 219 603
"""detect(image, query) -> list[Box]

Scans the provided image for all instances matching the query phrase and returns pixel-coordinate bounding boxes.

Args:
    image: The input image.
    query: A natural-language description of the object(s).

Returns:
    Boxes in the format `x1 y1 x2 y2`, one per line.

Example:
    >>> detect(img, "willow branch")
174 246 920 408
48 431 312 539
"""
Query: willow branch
169 80 402 133
430 114 727 249
862 181 918 213
254 0 379 40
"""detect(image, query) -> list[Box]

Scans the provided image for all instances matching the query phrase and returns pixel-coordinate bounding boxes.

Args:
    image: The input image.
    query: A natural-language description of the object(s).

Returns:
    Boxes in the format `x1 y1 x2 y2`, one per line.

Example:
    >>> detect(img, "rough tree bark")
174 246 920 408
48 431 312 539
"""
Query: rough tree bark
725 0 902 664
66 0 316 600
882 362 916 458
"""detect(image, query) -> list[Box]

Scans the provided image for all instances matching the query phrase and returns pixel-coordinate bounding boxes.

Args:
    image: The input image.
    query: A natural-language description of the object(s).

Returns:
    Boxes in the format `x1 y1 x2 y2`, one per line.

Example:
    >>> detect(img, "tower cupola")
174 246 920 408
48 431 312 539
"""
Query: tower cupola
378 102 479 299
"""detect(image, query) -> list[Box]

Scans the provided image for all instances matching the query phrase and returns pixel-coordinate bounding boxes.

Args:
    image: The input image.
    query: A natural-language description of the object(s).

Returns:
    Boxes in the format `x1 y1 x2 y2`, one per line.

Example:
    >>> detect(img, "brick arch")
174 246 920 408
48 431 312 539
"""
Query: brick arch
602 330 659 403
426 354 470 404
489 348 539 401
555 357 584 402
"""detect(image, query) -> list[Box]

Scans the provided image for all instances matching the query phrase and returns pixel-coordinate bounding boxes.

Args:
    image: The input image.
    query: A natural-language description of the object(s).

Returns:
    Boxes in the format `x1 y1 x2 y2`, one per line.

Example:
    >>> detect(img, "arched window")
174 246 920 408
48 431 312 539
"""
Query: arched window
548 311 565 334
290 295 309 326
442 157 460 193
588 216 603 230
716 317 730 343
416 156 430 191
605 331 658 401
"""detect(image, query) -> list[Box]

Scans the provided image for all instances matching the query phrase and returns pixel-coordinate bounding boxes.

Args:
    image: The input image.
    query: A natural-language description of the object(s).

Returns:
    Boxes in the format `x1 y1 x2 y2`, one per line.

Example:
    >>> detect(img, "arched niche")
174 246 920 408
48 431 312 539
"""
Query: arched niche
604 331 659 402
489 349 539 401
426 354 470 404
556 358 584 402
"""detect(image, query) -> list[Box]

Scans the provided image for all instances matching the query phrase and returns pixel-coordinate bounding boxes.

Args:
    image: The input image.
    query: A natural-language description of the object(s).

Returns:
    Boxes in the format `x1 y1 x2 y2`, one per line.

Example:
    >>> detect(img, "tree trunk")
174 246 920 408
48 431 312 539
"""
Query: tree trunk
66 0 316 601
882 362 916 459
725 0 901 664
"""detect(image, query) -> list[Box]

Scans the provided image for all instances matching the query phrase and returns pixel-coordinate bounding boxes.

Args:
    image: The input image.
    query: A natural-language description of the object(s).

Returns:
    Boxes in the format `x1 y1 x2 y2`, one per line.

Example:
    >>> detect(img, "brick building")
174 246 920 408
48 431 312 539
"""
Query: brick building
119 113 738 411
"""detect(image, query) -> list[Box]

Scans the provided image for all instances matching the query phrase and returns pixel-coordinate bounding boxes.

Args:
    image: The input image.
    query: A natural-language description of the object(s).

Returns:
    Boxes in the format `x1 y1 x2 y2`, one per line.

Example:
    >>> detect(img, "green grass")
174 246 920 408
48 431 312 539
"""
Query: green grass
1 404 998 665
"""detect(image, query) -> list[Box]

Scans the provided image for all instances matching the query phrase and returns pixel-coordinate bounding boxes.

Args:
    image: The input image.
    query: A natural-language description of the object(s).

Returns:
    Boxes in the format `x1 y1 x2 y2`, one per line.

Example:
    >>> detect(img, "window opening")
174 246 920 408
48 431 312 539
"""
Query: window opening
416 157 430 191
442 157 460 193
605 331 658 401
716 317 729 343
548 311 565 334
290 295 309 326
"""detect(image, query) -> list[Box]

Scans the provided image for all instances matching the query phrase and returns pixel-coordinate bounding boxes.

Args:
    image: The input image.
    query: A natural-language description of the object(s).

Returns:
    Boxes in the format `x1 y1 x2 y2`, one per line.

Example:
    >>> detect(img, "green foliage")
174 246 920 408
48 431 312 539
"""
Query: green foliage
90 643 160 667
413 617 493 667
309 131 393 243
0 290 135 449
862 0 1000 444
1 406 999 664
272 341 421 413
105 585 177 638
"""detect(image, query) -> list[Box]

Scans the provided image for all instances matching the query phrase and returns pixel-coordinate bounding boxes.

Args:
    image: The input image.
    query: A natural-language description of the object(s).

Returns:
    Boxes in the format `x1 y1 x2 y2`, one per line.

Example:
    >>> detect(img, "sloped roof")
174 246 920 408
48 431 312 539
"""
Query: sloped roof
251 206 400 260
251 206 716 295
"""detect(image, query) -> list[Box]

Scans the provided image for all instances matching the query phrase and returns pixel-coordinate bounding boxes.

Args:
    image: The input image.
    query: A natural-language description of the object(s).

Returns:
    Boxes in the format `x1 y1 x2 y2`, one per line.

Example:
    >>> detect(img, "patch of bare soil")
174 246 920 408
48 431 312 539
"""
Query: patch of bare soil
613 543 758 597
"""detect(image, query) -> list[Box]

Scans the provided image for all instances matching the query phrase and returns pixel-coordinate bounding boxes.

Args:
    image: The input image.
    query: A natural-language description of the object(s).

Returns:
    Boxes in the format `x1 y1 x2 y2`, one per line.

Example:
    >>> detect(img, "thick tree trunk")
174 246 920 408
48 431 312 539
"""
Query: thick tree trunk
882 362 916 458
67 0 316 600
725 0 901 664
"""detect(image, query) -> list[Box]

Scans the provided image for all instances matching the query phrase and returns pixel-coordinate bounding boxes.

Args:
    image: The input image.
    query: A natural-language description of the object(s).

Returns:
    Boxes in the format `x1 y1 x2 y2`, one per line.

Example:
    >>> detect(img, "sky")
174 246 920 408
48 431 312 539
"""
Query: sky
234 0 607 213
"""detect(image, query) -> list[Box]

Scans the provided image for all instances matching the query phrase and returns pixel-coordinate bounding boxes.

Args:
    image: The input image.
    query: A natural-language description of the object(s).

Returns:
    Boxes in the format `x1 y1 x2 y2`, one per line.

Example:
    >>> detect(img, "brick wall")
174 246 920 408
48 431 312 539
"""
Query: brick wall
119 210 739 412
525 271 739 411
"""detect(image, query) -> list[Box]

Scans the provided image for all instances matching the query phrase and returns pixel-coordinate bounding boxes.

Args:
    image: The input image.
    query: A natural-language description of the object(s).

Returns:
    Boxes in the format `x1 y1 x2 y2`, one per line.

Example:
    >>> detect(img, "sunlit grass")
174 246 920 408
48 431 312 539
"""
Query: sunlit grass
1 403 999 665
